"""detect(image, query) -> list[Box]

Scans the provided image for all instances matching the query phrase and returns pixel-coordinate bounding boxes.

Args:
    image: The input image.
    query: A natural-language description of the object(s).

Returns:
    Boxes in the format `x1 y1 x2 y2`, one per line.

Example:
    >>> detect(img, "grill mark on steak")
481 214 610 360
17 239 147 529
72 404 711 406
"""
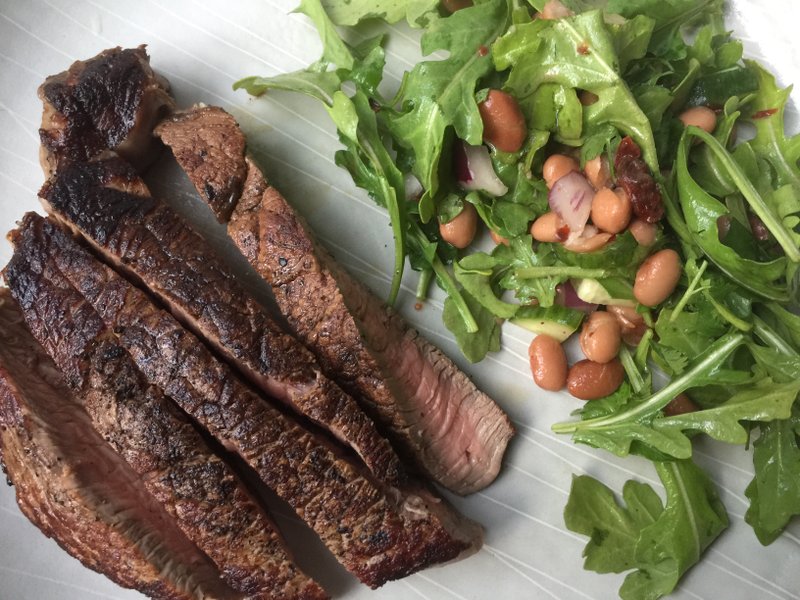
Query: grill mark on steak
38 46 174 176
4 213 483 589
155 106 247 222
38 157 403 487
0 289 238 600
5 216 327 600
154 106 513 494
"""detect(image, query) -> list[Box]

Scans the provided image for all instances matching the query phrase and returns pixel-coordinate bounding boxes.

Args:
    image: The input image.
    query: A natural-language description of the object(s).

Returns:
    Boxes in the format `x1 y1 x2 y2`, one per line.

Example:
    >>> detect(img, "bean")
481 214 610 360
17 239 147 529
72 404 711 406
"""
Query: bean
663 393 699 417
567 359 624 400
633 249 682 307
679 106 717 134
528 334 568 391
479 90 527 153
629 218 657 246
591 187 632 234
606 305 647 346
543 154 579 189
442 0 473 12
584 155 610 189
562 229 613 253
531 212 567 243
579 90 599 106
579 311 622 364
540 0 573 19
489 229 510 246
439 203 478 249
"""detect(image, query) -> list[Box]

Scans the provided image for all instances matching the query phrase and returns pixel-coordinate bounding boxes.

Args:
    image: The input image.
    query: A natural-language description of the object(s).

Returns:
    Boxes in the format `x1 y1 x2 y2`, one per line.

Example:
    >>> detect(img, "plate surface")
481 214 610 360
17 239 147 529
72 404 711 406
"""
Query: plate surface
0 1 798 598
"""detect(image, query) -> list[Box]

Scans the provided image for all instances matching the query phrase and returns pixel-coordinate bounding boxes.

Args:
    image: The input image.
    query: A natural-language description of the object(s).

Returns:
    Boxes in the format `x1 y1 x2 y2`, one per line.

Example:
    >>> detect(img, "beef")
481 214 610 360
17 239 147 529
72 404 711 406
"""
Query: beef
5 213 482 589
155 106 247 222
38 46 174 176
5 216 327 600
156 106 514 495
39 157 402 487
0 289 239 600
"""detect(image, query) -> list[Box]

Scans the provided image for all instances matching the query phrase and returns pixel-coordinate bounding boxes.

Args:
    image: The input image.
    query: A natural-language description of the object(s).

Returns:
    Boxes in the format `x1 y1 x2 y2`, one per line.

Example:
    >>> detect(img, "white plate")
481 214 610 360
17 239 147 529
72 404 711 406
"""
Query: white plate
0 1 798 598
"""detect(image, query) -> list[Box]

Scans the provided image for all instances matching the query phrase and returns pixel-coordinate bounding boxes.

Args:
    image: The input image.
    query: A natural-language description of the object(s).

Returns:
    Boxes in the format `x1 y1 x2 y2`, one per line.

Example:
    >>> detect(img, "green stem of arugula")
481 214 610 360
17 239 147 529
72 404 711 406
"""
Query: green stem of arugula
686 126 800 263
552 332 746 434
416 267 433 301
670 260 708 323
619 345 646 394
753 316 798 356
409 224 479 333
515 266 609 279
635 328 654 368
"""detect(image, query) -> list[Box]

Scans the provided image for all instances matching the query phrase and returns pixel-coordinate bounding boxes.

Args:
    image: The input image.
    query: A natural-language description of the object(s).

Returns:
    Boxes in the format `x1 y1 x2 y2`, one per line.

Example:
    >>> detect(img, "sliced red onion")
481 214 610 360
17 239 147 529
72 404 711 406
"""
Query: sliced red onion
454 141 509 197
556 282 598 313
548 171 595 236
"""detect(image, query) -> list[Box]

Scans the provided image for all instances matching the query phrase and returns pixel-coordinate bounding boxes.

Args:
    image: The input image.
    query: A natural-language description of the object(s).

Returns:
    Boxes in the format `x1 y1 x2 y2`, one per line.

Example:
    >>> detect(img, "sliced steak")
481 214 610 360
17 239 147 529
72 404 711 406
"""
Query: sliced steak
38 45 174 176
155 106 246 222
5 213 483 589
0 289 238 600
38 157 402 487
156 106 514 495
5 216 327 600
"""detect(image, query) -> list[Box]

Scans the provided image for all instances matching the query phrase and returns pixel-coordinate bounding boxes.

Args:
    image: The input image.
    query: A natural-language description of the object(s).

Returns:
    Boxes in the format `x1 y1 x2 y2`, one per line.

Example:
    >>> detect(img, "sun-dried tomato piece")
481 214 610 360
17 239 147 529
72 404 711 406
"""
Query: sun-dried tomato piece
614 137 663 223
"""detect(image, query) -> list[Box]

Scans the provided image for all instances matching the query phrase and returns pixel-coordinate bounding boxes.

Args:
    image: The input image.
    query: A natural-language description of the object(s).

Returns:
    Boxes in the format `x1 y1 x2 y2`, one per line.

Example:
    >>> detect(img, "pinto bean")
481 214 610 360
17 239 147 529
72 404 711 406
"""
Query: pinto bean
584 155 610 189
606 305 647 346
540 0 573 19
543 154 579 189
479 90 527 153
531 212 567 243
567 359 624 400
442 0 473 13
439 203 478 249
579 312 622 364
633 249 682 307
591 187 632 234
489 229 510 246
529 334 568 391
679 106 717 134
663 393 699 416
629 218 657 246
562 229 613 253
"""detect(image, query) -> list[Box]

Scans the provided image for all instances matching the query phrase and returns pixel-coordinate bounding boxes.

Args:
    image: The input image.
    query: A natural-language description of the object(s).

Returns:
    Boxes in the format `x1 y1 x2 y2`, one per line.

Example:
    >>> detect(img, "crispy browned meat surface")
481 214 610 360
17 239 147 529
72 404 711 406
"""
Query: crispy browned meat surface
39 156 403 486
155 106 246 222
5 213 482 589
38 46 174 175
5 217 328 600
157 106 514 495
0 289 239 600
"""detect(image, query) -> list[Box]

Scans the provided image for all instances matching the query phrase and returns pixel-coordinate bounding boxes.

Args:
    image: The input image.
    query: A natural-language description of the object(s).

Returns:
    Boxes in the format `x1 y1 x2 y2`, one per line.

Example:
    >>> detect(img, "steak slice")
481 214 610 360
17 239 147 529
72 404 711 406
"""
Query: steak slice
39 157 402 487
38 45 174 176
0 289 238 600
156 106 514 495
155 106 246 222
5 217 327 600
5 213 483 589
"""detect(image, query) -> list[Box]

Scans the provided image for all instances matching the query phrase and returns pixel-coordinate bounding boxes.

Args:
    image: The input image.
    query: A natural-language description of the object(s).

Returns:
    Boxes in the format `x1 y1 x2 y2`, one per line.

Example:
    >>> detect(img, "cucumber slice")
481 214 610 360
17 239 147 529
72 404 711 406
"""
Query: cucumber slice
572 278 636 307
512 305 585 341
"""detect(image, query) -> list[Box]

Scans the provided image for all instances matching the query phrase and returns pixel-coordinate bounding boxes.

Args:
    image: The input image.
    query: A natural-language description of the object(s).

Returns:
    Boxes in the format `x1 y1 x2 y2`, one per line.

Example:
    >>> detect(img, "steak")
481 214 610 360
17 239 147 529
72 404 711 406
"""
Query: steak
38 46 174 176
39 156 403 486
5 216 327 600
156 106 514 495
0 289 239 600
5 213 483 589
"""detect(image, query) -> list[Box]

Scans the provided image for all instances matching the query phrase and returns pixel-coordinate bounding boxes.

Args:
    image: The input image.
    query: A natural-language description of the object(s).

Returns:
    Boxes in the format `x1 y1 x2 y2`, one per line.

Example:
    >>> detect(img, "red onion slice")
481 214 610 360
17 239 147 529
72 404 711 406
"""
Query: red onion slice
556 282 598 313
548 171 595 235
454 142 509 197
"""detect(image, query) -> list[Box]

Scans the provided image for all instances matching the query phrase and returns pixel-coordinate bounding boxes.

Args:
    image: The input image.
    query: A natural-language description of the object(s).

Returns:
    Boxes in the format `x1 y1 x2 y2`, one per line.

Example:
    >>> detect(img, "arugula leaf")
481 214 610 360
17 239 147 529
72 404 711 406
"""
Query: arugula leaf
443 288 501 363
494 10 659 171
454 253 519 319
565 459 728 600
296 0 354 69
233 65 341 104
320 0 439 28
745 413 800 545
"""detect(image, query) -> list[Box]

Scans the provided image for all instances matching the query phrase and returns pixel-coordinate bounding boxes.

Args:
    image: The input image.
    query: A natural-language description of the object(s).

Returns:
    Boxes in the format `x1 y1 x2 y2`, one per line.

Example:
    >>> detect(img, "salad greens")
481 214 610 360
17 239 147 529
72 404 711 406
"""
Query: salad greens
238 0 800 597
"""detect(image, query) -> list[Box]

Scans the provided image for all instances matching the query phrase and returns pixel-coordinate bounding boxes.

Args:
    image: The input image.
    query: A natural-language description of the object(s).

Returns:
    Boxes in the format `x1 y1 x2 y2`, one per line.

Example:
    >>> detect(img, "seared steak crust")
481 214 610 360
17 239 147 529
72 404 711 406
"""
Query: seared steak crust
5 216 327 600
157 106 513 495
0 290 237 600
5 214 482 589
38 46 174 175
155 106 247 222
39 157 402 486
236 165 513 495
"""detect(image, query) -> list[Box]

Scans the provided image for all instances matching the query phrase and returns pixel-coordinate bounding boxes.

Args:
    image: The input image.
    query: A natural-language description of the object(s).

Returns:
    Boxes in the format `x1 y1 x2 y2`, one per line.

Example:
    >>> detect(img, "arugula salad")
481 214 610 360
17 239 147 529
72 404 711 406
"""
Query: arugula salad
237 0 800 597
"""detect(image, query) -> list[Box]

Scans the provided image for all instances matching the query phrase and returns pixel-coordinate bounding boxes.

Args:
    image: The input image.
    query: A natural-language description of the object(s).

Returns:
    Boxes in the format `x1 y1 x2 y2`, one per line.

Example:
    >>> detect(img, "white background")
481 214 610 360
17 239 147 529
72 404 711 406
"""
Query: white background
0 1 798 599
